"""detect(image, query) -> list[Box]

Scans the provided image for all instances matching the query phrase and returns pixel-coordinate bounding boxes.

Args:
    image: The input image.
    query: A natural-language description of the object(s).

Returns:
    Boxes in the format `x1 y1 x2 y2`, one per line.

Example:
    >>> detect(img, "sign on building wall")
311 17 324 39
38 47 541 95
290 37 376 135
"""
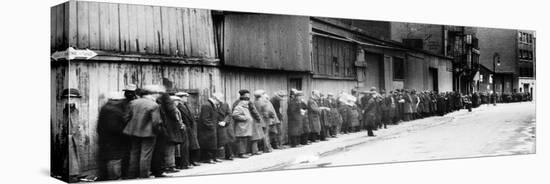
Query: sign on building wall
392 80 404 90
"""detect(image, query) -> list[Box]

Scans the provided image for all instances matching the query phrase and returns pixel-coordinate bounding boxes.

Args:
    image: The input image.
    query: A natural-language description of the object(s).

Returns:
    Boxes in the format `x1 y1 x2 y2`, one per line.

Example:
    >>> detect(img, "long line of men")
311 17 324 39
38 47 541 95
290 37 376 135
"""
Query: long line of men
93 84 532 181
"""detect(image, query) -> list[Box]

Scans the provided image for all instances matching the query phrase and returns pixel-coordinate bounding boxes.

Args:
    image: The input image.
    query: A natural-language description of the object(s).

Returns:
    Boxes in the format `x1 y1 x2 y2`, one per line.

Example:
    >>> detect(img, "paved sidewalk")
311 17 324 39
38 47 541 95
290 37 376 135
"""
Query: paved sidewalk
167 110 465 177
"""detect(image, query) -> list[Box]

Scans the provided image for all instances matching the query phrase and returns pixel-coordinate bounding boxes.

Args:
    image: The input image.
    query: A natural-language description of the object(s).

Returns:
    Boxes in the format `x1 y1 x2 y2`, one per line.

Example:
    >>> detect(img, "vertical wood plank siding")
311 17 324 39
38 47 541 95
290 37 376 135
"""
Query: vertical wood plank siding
222 69 311 143
51 2 70 52
311 79 358 95
223 14 311 72
63 61 221 173
65 2 216 59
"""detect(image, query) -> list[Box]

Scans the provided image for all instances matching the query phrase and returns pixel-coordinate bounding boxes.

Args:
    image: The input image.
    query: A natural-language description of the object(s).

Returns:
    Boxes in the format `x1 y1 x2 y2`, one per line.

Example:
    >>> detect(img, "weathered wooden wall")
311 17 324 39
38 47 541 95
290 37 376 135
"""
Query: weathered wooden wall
51 62 69 177
311 79 358 95
60 60 221 173
222 69 311 143
66 1 216 59
223 13 311 71
51 2 70 52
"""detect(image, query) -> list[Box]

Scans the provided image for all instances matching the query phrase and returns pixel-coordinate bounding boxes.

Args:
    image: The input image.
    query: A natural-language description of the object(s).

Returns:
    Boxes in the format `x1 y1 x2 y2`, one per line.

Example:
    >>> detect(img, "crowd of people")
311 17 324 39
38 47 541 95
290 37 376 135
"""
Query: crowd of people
92 84 533 181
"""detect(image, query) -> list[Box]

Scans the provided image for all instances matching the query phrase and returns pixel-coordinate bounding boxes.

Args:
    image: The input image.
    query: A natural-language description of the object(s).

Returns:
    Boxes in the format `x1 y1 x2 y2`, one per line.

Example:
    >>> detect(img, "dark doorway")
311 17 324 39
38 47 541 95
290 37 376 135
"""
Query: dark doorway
429 68 439 92
288 78 302 91
365 52 385 90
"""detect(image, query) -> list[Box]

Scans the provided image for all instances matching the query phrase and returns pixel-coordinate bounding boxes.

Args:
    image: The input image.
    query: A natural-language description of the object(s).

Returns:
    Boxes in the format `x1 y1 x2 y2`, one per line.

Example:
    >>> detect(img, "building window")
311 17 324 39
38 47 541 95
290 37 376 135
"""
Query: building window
332 56 339 74
393 57 405 80
312 35 356 78
402 39 424 50
519 67 534 77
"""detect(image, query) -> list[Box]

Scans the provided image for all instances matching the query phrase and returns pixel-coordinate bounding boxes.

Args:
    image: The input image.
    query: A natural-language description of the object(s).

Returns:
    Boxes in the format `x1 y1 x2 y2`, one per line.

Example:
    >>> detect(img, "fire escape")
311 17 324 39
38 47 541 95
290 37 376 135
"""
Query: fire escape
447 27 480 94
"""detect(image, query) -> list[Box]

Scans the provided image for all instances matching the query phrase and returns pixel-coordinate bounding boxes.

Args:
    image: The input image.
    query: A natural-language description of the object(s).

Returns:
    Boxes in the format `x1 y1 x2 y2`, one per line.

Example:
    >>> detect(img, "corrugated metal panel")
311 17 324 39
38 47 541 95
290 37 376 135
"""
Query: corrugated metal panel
223 14 311 71
68 2 216 59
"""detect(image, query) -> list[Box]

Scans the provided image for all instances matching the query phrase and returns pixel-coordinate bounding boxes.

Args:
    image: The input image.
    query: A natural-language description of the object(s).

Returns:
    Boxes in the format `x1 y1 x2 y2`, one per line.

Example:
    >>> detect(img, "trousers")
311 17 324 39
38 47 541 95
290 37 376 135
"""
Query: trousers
126 137 156 179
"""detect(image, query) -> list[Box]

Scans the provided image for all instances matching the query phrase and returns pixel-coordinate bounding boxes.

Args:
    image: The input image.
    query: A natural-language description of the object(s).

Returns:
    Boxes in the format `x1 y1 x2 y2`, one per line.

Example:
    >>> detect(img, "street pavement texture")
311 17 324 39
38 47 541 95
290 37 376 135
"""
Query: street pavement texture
168 102 535 177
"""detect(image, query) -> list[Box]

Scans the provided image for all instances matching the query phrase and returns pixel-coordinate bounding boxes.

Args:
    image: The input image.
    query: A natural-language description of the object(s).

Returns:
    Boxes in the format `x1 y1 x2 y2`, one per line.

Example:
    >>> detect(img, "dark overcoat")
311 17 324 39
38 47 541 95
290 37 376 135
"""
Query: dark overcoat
177 102 200 150
362 96 377 128
197 100 219 150
326 99 342 127
97 99 131 161
349 105 360 127
159 103 185 144
270 96 284 121
216 103 235 145
307 98 322 134
287 97 306 136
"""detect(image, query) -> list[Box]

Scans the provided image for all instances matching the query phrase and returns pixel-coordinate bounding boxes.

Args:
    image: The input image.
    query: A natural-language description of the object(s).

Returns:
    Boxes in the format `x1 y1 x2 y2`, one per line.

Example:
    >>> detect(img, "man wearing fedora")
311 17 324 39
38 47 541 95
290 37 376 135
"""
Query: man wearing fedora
361 88 378 137
197 92 225 163
123 84 138 101
174 92 201 168
56 88 83 182
287 89 307 147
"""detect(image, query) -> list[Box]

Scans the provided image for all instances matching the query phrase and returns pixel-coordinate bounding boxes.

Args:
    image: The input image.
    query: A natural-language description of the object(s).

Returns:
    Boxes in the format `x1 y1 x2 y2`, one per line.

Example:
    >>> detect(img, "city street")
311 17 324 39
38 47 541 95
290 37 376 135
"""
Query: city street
169 102 536 177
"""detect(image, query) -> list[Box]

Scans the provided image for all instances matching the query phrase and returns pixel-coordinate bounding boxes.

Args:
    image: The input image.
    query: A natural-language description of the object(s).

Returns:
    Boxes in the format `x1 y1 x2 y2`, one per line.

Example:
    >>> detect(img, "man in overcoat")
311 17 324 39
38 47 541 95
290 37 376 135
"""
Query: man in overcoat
232 100 254 158
123 85 164 179
307 90 323 142
362 91 377 136
215 94 234 161
197 92 223 164
151 94 185 176
58 88 83 182
232 89 263 154
253 90 274 153
380 90 390 129
326 93 342 137
97 91 132 180
403 90 413 121
269 91 285 149
175 92 201 168
287 89 307 147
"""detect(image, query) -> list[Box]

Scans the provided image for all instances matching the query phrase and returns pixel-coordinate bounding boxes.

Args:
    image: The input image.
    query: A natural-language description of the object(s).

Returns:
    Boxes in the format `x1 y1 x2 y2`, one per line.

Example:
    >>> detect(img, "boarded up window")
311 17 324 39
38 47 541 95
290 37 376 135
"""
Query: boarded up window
312 35 356 78
393 57 405 80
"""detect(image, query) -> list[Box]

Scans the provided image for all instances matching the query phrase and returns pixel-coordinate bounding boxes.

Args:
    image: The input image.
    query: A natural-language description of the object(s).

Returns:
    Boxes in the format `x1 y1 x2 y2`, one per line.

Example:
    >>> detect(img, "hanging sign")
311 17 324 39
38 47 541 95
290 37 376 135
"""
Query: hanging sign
51 47 97 61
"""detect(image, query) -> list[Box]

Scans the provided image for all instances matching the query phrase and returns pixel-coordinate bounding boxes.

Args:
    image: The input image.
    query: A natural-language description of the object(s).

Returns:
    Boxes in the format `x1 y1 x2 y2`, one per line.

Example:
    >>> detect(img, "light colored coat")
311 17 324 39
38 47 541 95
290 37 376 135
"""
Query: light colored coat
232 104 253 137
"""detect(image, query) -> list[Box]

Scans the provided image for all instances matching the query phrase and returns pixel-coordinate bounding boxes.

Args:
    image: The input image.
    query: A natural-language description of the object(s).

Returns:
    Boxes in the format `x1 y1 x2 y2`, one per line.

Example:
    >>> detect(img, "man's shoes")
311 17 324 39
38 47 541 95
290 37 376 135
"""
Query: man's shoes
224 157 234 161
236 154 249 159
164 167 179 173
154 174 170 178
190 162 201 166
176 165 190 170
202 160 215 164
213 159 222 163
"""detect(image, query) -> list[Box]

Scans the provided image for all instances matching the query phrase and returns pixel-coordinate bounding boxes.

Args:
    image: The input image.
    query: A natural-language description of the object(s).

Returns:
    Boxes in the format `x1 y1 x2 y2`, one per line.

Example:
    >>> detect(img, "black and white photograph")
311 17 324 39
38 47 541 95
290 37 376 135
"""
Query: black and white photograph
49 0 536 183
